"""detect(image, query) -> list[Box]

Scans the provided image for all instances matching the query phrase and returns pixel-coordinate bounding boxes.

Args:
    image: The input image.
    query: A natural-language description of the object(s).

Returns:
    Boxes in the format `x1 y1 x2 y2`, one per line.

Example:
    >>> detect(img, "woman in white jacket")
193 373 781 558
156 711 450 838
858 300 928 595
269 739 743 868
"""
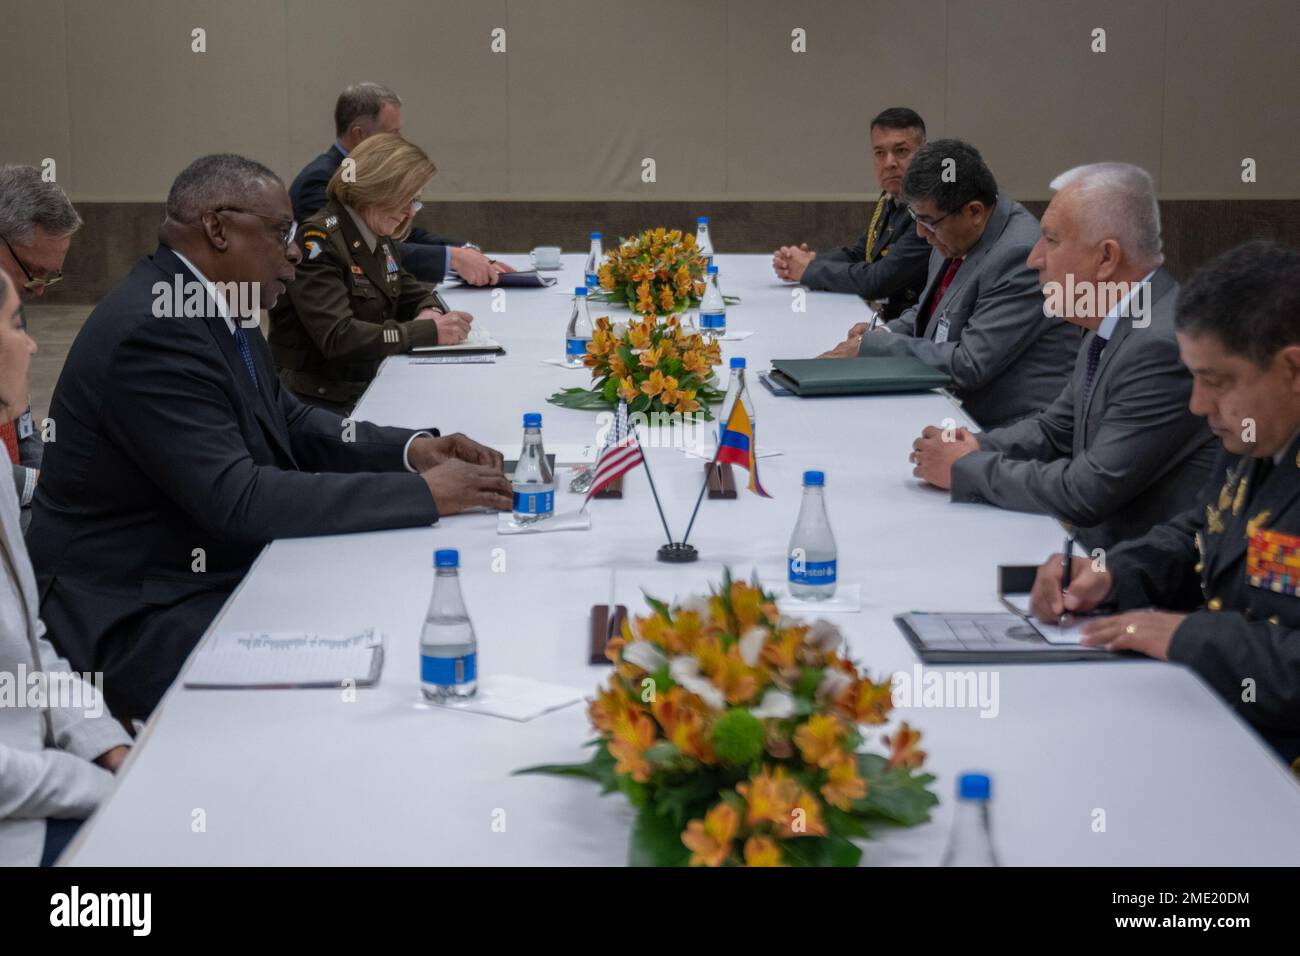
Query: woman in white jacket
0 269 131 865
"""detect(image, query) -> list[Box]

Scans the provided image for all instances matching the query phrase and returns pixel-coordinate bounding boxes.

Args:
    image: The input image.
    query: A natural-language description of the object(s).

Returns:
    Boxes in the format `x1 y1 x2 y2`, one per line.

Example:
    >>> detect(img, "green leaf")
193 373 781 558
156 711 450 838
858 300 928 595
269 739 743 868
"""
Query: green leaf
781 834 862 867
602 377 618 402
825 805 869 840
852 752 939 826
642 591 672 621
628 805 692 867
515 743 620 794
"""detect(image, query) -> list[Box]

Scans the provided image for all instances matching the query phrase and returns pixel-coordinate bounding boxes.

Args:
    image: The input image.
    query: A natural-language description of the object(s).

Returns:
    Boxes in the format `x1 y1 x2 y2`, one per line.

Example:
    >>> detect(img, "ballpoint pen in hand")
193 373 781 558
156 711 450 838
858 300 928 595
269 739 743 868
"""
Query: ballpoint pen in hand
1059 535 1076 627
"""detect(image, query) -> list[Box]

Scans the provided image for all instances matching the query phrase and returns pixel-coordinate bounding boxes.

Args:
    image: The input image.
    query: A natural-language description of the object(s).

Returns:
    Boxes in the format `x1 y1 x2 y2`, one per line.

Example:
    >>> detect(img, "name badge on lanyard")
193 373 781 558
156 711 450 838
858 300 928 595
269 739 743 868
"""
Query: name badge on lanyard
933 315 951 344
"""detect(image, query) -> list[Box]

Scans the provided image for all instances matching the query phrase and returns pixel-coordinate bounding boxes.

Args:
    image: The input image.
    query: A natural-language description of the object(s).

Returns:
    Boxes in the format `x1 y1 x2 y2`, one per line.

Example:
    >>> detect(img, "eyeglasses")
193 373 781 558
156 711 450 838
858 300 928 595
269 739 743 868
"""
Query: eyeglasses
1 233 64 292
907 206 953 234
212 208 298 247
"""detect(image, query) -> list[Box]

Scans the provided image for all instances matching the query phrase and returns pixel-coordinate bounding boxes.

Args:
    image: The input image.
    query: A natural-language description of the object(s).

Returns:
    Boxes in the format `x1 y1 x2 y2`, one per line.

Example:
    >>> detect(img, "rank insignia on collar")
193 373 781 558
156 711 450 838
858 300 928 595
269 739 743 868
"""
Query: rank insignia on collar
1232 476 1249 516
1205 504 1225 535
1246 510 1272 540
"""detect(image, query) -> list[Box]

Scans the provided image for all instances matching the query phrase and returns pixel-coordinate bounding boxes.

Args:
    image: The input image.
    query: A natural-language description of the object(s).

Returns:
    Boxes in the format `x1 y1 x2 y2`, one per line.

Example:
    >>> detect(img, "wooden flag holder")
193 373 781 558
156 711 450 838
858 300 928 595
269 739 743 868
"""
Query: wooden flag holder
589 603 628 664
705 462 737 499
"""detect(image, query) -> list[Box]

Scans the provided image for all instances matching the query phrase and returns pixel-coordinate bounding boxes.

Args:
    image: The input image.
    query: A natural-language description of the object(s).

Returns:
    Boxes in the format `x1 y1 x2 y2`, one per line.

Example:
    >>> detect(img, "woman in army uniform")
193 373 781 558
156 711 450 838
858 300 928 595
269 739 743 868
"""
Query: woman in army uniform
270 133 473 413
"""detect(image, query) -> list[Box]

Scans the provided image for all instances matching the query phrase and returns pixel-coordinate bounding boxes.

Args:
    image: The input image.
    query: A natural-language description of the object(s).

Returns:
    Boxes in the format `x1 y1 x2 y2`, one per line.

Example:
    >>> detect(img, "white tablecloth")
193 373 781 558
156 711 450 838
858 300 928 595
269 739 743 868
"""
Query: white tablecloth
65 254 1300 866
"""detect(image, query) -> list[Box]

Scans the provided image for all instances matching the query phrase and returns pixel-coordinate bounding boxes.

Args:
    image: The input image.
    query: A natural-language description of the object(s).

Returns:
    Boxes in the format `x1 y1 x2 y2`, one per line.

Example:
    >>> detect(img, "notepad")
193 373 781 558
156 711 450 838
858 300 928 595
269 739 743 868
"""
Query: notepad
411 326 504 354
184 629 384 689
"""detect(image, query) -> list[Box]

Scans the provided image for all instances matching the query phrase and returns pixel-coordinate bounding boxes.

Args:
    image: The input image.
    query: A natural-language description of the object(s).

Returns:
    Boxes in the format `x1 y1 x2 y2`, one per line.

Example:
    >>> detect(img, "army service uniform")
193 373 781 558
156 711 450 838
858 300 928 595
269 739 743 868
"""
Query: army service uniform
270 198 445 413
1105 432 1300 762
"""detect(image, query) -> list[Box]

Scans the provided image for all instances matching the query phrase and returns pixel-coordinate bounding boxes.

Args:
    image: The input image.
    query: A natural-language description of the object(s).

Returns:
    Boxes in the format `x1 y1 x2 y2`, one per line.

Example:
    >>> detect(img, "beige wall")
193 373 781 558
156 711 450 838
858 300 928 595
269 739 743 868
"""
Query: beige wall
2 0 1296 201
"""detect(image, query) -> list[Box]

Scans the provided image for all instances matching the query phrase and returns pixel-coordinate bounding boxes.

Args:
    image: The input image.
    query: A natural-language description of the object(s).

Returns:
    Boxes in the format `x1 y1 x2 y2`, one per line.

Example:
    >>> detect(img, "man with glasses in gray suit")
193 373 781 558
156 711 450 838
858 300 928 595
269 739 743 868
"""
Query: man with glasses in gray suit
821 139 1079 428
907 163 1217 551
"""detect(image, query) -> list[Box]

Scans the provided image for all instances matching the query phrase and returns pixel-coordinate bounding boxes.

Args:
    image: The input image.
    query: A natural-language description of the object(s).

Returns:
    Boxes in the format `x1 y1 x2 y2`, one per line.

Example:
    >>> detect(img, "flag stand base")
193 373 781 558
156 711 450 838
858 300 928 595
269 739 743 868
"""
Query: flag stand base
705 462 737 499
656 542 699 563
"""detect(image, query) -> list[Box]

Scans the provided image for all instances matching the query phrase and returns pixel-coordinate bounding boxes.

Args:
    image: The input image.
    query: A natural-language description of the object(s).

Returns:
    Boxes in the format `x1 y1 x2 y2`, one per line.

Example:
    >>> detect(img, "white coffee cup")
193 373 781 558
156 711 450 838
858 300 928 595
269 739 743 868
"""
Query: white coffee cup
531 246 562 270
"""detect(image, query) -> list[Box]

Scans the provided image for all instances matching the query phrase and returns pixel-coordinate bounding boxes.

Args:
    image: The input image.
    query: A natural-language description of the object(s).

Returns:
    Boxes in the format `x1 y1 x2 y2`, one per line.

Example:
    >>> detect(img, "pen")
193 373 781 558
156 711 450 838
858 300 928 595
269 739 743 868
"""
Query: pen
1059 535 1075 627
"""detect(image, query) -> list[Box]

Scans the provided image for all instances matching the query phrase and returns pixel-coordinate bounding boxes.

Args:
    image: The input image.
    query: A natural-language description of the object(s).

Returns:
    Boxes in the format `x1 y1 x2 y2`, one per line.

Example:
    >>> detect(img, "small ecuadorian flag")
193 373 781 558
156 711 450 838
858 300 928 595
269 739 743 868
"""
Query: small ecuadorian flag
716 393 772 498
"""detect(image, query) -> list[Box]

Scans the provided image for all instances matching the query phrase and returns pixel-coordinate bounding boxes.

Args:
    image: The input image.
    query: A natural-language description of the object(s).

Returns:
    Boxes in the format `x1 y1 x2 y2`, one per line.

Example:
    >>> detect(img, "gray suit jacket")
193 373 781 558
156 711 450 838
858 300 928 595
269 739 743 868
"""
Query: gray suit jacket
950 267 1218 550
800 196 929 319
0 481 130 867
857 196 1080 428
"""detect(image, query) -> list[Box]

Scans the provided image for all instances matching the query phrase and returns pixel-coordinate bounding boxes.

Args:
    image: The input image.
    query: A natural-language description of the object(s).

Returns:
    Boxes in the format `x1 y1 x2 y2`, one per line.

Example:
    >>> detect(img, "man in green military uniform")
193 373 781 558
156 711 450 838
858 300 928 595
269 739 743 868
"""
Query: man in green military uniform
270 134 473 414
1030 241 1300 762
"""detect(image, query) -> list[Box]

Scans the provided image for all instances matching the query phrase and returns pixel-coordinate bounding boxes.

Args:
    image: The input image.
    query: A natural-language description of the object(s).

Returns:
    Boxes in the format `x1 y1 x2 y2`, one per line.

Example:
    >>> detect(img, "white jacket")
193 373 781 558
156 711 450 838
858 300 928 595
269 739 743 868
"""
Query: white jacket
0 480 131 865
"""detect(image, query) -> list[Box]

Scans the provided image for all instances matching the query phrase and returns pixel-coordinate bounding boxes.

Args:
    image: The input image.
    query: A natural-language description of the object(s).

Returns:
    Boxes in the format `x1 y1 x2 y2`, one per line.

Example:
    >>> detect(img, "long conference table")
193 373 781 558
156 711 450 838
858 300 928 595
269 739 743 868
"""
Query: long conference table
66 253 1300 866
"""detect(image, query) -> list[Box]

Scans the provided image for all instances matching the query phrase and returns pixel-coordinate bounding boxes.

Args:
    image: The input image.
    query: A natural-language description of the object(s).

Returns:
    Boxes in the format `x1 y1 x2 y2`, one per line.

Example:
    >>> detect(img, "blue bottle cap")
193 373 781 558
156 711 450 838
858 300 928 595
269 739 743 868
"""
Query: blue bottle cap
957 773 991 800
803 470 825 486
523 413 542 428
434 549 459 568
730 357 746 369
697 216 708 225
574 286 588 296
590 231 602 240
707 264 719 274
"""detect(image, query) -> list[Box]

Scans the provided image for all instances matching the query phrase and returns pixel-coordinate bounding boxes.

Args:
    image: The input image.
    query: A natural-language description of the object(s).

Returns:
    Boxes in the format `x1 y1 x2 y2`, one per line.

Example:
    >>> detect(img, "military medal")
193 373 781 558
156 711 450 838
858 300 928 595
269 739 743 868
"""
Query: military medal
1247 527 1300 595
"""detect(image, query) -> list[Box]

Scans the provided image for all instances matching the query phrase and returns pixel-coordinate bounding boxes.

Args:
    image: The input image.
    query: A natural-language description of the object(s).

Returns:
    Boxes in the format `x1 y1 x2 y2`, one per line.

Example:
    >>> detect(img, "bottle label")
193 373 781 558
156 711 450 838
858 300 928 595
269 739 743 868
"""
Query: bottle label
700 311 726 330
421 652 477 685
789 558 837 586
513 489 554 515
566 337 589 357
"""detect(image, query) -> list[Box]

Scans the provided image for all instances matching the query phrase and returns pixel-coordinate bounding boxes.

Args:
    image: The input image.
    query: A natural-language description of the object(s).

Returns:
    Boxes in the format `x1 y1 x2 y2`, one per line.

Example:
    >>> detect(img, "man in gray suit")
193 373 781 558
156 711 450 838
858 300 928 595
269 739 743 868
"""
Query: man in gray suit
772 107 931 320
907 163 1217 550
821 139 1079 428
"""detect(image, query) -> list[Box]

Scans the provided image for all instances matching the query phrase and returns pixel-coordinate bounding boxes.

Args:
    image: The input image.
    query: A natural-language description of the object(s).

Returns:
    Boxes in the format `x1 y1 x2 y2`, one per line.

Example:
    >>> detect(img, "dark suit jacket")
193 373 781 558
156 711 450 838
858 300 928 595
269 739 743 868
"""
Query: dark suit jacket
27 245 441 717
799 195 929 319
950 268 1218 550
1107 435 1300 762
288 144 461 284
857 197 1081 428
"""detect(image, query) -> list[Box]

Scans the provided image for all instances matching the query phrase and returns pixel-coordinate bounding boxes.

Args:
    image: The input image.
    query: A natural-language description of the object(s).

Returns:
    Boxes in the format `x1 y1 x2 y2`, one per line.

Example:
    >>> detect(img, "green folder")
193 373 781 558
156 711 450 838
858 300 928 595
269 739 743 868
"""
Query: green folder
768 357 951 396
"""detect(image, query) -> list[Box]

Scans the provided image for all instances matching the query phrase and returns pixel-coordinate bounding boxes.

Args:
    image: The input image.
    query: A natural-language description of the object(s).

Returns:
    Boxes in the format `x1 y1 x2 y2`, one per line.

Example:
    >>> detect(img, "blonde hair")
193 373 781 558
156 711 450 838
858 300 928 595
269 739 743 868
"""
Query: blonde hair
327 133 436 239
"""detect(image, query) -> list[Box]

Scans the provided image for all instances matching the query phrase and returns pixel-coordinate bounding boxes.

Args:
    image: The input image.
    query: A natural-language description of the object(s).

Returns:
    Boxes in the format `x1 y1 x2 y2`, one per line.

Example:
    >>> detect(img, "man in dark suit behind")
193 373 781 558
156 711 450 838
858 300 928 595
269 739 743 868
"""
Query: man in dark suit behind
289 81 509 288
28 154 512 719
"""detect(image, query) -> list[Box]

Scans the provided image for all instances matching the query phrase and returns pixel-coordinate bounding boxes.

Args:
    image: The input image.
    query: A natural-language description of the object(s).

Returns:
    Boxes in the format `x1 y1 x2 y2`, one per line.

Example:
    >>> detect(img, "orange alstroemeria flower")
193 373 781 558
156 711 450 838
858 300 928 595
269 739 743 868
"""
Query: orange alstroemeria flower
628 323 651 350
608 710 657 783
821 755 867 810
639 345 662 370
884 722 927 770
681 349 709 374
777 788 828 838
652 687 715 763
682 802 738 867
743 835 783 867
793 713 846 769
736 766 799 829
675 390 701 415
835 677 894 726
617 376 639 403
641 369 667 398
658 285 677 313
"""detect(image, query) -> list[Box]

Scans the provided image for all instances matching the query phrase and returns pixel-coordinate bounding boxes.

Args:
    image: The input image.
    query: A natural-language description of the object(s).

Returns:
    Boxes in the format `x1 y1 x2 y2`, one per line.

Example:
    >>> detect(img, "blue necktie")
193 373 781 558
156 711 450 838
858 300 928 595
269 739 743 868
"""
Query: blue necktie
1082 334 1107 405
233 323 259 387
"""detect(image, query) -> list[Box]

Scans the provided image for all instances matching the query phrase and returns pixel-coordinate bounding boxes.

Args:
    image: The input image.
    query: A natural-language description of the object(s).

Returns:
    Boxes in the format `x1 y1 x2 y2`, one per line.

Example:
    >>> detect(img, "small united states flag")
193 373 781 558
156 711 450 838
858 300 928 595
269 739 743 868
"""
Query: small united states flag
584 400 644 504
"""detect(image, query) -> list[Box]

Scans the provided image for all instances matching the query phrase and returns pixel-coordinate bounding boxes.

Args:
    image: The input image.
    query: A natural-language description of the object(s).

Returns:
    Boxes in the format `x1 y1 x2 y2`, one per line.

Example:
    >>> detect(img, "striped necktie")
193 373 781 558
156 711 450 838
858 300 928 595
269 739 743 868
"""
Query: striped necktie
1082 334 1107 405
232 323 259 387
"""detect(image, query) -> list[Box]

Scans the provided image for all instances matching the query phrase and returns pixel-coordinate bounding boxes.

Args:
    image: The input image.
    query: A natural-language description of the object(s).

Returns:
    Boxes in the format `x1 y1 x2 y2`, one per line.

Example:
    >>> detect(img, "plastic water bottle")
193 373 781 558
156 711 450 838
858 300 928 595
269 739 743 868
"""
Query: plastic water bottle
718 356 746 431
564 287 594 367
584 232 603 289
788 470 837 600
699 264 726 337
420 549 478 702
512 413 554 523
695 216 713 264
942 773 1000 866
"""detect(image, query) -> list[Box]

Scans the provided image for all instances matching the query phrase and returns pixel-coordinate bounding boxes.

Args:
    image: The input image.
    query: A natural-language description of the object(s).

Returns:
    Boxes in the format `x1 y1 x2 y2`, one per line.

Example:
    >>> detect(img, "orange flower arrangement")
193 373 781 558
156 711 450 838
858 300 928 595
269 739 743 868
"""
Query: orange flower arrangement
520 571 938 867
548 314 726 419
595 226 707 316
